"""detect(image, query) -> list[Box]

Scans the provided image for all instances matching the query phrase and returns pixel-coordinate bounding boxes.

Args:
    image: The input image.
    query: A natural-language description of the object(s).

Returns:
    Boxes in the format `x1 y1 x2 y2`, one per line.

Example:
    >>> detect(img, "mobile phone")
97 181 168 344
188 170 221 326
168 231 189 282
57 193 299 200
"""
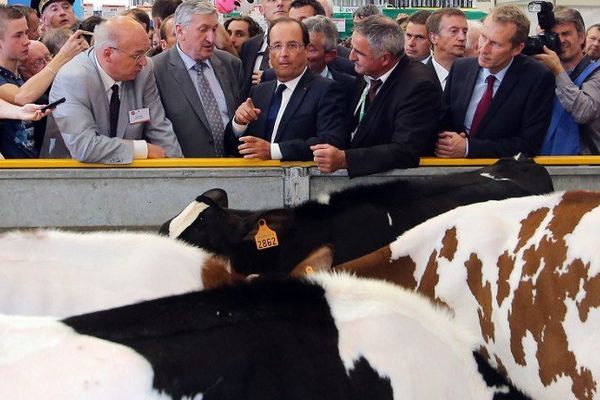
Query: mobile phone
41 97 66 112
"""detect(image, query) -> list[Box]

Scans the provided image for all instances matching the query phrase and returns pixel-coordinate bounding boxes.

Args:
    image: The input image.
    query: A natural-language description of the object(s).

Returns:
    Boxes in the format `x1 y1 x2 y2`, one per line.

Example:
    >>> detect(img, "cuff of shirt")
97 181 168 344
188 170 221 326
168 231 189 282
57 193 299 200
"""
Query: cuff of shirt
232 119 248 136
464 138 469 157
270 143 282 160
133 140 149 159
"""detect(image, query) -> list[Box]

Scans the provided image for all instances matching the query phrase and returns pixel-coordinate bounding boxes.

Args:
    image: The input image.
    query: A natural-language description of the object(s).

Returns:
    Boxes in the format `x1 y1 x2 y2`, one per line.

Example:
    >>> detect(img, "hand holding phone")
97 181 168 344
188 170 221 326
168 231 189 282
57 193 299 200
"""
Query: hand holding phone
41 97 66 112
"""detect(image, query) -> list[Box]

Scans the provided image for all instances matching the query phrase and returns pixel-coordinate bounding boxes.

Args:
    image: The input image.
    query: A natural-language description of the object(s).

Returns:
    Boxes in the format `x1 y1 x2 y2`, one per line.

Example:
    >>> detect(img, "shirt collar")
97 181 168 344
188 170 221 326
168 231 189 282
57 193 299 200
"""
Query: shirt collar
94 49 119 92
363 60 400 86
431 56 449 83
319 65 331 79
277 66 307 92
177 43 213 71
481 57 513 83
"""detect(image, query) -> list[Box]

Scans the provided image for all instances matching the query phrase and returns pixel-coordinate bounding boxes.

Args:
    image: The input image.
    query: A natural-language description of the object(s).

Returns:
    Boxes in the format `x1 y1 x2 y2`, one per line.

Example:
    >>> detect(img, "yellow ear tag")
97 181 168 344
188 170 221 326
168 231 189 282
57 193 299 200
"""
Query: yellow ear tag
255 219 279 250
305 266 314 275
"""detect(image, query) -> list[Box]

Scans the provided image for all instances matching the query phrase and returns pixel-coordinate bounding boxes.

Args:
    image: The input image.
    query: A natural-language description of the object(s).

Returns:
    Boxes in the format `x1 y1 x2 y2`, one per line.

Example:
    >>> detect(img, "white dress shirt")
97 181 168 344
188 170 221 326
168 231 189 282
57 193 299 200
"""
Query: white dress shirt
431 56 449 90
94 51 147 159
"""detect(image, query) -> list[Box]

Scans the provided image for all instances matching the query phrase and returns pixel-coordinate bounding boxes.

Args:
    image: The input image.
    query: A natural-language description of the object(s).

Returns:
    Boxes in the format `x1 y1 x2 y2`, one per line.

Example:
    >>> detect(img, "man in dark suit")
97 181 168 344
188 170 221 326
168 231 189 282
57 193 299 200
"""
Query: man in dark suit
435 5 555 158
262 16 355 102
226 18 346 161
312 15 441 177
425 8 468 90
153 0 243 157
238 0 290 95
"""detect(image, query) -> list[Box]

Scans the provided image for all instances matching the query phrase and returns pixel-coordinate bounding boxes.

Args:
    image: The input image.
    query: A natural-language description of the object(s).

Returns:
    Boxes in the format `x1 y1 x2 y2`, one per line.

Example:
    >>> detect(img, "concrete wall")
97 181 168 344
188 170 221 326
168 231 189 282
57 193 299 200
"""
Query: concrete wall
2 164 600 230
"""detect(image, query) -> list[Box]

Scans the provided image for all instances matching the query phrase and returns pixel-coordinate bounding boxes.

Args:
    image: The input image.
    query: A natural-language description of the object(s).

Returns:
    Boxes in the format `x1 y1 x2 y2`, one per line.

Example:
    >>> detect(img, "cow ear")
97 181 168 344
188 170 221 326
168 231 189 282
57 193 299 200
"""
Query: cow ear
290 244 334 277
199 189 228 208
243 209 293 240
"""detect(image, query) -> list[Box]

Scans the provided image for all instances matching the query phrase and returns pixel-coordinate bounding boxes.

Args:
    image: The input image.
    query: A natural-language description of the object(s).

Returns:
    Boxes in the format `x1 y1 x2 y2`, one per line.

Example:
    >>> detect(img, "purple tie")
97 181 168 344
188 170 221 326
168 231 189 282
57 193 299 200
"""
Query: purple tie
470 75 496 137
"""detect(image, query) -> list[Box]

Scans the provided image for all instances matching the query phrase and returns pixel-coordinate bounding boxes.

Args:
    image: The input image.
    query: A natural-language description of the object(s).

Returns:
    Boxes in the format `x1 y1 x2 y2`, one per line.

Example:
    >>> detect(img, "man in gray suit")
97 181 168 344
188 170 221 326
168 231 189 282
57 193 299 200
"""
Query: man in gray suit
45 16 183 163
152 0 243 157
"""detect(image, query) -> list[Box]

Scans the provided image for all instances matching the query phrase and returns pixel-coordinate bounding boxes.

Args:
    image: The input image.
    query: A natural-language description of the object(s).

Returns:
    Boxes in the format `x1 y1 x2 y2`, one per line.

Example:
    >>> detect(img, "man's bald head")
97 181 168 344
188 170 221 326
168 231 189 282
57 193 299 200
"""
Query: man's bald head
95 16 150 82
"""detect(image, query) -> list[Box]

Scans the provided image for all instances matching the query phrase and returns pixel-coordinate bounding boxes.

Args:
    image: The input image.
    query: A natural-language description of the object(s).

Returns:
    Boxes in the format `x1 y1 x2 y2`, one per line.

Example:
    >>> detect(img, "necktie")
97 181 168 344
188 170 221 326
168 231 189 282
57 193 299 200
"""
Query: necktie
264 83 287 141
469 75 496 137
109 84 120 138
195 62 225 156
367 78 382 103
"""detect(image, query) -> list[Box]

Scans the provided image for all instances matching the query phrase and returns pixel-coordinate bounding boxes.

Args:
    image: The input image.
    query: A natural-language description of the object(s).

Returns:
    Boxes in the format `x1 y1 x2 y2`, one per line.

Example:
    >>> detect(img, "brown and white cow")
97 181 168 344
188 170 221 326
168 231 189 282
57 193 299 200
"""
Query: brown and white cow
333 191 600 400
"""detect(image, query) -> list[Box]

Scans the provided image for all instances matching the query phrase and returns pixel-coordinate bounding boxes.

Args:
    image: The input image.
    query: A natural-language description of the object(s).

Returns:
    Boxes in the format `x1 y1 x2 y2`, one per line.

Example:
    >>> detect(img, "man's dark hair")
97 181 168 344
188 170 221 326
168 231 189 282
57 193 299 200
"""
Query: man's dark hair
122 8 152 33
353 4 380 20
290 0 325 17
224 16 262 38
0 5 27 39
152 0 182 20
425 8 465 35
267 17 310 46
408 9 432 26
554 6 585 34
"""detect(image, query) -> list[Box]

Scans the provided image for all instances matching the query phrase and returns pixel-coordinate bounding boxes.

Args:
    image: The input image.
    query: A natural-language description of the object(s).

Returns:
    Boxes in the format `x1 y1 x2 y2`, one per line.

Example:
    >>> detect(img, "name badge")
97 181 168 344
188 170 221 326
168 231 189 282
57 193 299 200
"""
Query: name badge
129 108 150 124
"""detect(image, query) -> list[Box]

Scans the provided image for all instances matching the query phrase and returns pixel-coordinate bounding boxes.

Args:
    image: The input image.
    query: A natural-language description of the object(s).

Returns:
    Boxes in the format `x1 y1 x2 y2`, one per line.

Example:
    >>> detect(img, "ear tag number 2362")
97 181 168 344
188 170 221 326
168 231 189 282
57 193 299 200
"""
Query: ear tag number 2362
254 219 279 250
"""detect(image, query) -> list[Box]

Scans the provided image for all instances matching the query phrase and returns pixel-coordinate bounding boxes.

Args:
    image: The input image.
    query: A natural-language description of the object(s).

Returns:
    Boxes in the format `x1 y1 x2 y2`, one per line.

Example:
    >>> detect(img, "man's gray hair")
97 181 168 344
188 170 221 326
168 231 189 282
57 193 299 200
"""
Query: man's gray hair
554 6 585 34
93 20 119 49
303 15 338 51
354 15 404 58
175 0 216 28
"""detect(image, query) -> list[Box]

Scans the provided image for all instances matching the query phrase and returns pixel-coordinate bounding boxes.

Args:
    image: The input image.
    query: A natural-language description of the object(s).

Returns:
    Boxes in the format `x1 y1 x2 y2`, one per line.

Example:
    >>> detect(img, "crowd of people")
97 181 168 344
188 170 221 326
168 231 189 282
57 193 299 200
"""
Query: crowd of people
0 0 598 175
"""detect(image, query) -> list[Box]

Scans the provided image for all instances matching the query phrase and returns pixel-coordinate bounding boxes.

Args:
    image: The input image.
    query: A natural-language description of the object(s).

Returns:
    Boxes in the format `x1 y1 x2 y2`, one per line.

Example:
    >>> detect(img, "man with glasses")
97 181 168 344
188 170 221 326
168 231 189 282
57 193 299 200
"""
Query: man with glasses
225 17 346 160
43 16 182 162
153 0 243 157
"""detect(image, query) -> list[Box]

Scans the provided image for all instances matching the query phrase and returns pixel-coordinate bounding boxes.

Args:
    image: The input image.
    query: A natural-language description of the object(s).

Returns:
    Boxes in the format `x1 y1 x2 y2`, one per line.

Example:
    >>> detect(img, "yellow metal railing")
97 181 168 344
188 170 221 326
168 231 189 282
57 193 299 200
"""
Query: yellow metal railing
0 156 599 169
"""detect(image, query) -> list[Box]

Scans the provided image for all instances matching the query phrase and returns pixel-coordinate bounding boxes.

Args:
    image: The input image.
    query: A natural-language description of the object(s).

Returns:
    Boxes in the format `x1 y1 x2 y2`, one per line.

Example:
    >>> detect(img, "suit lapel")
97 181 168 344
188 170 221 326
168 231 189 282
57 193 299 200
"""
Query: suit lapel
457 61 480 125
476 56 521 134
252 81 276 140
88 50 123 138
274 71 312 142
351 57 407 146
210 52 235 116
167 48 211 132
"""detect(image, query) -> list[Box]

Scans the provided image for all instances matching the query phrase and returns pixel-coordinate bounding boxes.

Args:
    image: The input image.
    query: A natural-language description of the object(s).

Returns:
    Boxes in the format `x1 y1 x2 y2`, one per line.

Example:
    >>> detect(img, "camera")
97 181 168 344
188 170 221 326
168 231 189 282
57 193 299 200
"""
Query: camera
522 1 561 56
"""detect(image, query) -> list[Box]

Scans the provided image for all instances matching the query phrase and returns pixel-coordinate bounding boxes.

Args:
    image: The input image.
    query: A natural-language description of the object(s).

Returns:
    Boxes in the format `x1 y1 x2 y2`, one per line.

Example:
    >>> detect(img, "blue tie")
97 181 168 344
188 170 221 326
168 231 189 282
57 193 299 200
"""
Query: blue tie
265 83 287 140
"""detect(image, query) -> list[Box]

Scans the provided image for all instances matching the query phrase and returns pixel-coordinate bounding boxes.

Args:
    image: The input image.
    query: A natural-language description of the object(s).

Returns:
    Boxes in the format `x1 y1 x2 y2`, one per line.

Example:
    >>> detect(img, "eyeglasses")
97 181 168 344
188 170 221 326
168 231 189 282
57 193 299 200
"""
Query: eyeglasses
269 41 304 54
109 47 148 63
33 54 53 69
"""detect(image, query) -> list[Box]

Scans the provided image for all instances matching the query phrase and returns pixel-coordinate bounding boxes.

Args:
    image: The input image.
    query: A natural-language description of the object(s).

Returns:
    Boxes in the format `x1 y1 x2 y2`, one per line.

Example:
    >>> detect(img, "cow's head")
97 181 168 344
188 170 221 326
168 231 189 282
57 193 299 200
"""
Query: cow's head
478 157 554 195
161 189 308 276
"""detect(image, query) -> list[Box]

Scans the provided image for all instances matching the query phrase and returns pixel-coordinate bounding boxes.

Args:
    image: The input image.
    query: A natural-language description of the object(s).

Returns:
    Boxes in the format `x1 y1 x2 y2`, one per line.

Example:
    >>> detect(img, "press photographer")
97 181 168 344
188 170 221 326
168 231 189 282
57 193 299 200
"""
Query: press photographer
534 6 600 155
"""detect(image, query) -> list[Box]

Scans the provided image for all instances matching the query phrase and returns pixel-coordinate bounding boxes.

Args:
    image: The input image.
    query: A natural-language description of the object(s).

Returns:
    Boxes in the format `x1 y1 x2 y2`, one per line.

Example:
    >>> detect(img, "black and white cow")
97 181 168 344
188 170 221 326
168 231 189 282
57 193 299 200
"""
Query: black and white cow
0 273 525 400
0 230 229 318
160 158 553 279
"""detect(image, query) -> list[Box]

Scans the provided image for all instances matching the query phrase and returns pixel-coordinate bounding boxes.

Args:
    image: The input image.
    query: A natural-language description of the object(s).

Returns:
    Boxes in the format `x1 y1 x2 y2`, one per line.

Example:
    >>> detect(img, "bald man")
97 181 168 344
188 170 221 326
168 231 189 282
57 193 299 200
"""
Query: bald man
44 16 182 163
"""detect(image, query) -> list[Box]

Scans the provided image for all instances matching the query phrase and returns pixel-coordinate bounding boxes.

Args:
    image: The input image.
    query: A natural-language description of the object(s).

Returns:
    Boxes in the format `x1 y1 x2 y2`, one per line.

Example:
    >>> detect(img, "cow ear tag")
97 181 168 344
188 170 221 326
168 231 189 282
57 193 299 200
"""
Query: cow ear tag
255 219 279 250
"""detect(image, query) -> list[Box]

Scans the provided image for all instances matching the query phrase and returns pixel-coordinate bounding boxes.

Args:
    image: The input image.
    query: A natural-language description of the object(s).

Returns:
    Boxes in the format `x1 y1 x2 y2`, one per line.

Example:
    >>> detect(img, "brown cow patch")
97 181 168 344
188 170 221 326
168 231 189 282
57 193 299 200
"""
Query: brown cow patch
466 253 495 343
507 192 600 400
439 227 458 262
497 250 516 307
514 207 549 254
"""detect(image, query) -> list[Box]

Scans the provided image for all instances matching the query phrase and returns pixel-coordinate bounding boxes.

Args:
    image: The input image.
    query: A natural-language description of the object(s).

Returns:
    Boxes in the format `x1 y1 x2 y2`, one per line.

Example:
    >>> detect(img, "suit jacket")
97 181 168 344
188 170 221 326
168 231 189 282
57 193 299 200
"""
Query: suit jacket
239 34 265 96
261 67 355 106
440 54 555 158
345 56 442 177
43 48 182 163
329 54 357 76
225 69 348 161
152 47 243 157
